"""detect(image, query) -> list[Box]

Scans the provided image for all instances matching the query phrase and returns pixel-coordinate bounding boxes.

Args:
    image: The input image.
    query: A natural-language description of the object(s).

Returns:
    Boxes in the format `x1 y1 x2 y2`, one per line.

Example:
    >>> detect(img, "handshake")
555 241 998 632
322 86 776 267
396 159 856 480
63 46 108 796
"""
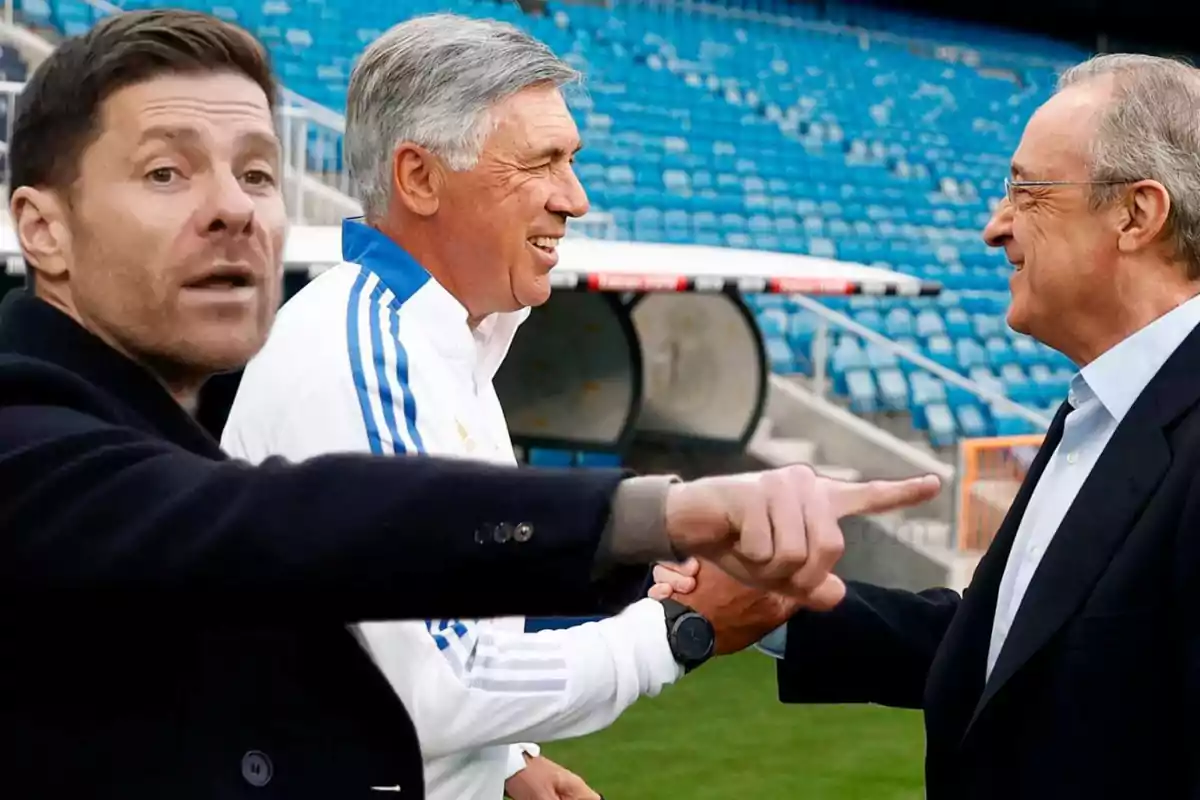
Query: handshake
654 465 942 655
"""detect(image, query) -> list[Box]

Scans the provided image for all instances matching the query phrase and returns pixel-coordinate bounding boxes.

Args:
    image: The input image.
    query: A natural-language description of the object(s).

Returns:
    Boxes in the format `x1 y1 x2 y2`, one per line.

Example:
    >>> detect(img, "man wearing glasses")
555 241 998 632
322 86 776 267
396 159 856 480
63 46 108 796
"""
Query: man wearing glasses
655 53 1200 799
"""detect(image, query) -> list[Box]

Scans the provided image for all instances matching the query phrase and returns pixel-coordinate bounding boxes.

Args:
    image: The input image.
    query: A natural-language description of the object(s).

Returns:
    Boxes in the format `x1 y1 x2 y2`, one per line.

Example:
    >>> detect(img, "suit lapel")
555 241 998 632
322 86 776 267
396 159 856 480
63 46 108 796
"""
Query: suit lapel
962 422 1168 735
959 402 1071 626
962 322 1200 738
924 402 1068 743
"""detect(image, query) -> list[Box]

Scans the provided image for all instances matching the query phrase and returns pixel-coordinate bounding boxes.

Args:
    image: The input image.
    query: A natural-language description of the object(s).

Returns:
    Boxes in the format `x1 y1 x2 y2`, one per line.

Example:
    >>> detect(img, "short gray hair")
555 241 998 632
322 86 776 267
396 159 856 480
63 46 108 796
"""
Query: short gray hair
345 13 580 221
1057 53 1200 279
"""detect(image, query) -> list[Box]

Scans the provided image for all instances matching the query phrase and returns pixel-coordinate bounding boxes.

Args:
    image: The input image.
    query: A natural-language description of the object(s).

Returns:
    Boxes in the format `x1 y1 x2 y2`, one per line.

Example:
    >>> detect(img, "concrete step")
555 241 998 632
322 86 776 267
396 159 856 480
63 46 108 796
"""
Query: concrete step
750 435 817 465
893 517 954 550
813 464 862 481
747 434 864 482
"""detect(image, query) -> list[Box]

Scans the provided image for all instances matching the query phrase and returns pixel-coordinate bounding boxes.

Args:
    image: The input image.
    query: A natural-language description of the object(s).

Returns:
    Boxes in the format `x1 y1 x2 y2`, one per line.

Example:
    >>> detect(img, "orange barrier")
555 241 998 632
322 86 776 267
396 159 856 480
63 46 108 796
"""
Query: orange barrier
956 434 1045 552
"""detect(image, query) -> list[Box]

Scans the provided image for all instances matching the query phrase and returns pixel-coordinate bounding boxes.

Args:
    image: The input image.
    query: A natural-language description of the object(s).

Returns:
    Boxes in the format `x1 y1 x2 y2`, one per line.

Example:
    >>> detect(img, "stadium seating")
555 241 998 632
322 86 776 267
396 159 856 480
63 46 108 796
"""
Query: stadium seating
14 0 1083 447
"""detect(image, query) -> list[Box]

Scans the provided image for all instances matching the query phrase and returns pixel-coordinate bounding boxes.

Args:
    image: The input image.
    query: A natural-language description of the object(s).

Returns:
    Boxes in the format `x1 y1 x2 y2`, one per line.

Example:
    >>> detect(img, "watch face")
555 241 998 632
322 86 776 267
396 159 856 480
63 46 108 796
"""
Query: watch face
675 615 715 661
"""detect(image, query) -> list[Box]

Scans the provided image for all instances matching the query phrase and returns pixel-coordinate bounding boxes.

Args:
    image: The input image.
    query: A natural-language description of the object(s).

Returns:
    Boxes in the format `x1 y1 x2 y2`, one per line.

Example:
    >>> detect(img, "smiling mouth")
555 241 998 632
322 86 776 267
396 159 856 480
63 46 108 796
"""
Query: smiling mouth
528 236 561 254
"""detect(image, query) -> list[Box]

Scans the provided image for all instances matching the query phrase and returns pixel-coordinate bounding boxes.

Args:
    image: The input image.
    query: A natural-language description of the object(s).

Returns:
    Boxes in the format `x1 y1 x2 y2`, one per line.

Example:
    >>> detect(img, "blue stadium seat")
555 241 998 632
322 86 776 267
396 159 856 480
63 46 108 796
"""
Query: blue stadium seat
765 337 795 373
985 336 1016 368
876 368 908 412
915 309 945 339
955 404 989 438
527 448 575 467
756 308 788 338
925 404 956 447
991 403 1039 436
830 340 869 393
883 307 915 338
576 451 622 467
845 369 878 414
20 0 1073 450
954 337 987 371
1012 337 1042 367
1000 364 1036 405
865 342 898 369
944 308 972 338
924 336 956 370
909 372 946 430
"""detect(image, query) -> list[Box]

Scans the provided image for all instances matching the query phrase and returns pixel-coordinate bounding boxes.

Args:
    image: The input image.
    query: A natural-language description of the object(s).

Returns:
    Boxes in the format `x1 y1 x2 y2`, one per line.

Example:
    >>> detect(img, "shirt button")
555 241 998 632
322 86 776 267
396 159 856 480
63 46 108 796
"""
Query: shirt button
493 523 513 544
242 750 273 788
513 522 534 543
1066 452 1078 464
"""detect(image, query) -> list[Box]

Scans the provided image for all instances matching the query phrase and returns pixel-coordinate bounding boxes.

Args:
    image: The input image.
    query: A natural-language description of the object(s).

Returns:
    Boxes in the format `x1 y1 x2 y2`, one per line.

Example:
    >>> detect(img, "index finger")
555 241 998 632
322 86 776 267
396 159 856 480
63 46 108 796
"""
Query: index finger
828 474 942 518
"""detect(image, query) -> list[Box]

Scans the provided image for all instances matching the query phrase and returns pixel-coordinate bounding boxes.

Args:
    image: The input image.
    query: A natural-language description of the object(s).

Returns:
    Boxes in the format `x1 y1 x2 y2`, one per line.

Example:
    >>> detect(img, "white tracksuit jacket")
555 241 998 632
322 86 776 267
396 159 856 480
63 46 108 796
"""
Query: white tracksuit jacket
221 219 683 800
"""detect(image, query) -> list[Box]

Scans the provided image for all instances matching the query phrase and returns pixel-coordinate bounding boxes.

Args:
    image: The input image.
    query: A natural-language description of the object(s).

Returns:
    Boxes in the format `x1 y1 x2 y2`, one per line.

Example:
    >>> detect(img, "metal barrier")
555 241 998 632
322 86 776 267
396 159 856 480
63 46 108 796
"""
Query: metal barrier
777 296 1051 556
772 295 1053 555
790 292 1053 430
956 433 1044 552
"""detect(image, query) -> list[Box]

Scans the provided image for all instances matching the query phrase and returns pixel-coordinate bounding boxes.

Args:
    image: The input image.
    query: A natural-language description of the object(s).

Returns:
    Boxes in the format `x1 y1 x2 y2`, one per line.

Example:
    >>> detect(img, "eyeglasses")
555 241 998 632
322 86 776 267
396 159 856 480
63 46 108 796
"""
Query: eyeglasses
1003 177 1132 203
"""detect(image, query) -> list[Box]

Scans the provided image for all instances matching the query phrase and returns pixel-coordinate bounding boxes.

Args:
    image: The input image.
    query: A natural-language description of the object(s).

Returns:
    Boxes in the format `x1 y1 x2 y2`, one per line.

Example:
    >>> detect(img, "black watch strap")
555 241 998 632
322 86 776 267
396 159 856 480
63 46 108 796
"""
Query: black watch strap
661 598 716 673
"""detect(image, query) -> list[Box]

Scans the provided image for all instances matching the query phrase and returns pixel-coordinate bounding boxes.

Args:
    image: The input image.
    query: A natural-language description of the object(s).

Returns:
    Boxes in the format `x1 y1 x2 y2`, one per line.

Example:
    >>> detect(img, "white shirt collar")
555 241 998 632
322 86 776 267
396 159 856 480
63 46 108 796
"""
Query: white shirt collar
1073 292 1200 422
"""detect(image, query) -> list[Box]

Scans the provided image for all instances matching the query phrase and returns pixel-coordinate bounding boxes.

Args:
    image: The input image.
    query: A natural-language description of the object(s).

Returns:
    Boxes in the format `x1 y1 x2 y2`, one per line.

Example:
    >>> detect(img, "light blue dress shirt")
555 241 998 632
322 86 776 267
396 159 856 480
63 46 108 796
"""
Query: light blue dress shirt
757 293 1200 669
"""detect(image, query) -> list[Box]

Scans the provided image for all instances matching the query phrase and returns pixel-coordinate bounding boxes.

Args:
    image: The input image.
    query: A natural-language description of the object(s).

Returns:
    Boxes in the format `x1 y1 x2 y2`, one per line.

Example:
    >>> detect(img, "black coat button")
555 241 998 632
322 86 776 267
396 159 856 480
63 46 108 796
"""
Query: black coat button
513 522 534 543
242 750 273 788
493 523 513 543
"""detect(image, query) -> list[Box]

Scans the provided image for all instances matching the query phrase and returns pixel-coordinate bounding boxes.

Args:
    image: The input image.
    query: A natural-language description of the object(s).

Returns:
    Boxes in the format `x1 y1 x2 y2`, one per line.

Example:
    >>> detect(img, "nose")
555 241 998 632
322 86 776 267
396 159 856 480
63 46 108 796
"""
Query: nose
982 197 1013 248
548 165 590 219
202 170 256 235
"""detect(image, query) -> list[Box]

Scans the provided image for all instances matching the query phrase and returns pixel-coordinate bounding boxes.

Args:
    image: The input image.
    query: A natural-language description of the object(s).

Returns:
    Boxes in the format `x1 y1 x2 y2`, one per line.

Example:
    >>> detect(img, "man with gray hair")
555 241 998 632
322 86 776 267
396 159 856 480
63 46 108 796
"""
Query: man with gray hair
226 20 633 798
229 19 623 797
656 52 1200 798
222 11 935 800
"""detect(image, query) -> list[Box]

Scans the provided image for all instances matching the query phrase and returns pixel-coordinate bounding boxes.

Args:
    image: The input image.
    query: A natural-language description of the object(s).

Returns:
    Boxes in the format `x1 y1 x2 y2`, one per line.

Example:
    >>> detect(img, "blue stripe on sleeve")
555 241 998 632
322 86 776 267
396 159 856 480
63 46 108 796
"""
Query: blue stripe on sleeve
345 268 384 455
366 280 411 455
388 302 426 452
345 266 466 654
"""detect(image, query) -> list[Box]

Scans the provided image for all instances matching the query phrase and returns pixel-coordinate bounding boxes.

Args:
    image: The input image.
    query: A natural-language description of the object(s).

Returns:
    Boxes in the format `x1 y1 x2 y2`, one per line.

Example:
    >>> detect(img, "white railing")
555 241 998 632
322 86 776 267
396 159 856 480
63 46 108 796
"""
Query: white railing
789 294 1053 430
276 87 353 207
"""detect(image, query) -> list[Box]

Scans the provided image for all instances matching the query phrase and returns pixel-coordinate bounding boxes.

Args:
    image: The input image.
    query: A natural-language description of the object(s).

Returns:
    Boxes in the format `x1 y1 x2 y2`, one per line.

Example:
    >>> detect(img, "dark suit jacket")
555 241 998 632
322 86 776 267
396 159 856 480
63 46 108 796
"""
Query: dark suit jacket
778 321 1200 799
0 291 650 798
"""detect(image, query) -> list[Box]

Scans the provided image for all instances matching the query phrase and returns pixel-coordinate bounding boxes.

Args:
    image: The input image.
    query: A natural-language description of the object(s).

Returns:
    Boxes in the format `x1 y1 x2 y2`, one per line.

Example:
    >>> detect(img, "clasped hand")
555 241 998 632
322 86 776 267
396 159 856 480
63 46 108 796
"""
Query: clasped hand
663 465 941 608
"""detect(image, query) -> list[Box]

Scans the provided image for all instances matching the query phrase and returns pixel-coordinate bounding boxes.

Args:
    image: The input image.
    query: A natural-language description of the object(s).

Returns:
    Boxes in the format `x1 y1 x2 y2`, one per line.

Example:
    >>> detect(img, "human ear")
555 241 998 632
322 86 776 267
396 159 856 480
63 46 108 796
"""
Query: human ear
1116 179 1171 255
390 143 443 218
10 186 72 279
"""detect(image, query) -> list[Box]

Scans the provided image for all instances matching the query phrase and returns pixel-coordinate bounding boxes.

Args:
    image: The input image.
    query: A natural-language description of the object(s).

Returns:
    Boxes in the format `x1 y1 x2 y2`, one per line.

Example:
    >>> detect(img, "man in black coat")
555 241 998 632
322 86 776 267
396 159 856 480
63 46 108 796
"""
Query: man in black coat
0 10 940 798
656 54 1200 799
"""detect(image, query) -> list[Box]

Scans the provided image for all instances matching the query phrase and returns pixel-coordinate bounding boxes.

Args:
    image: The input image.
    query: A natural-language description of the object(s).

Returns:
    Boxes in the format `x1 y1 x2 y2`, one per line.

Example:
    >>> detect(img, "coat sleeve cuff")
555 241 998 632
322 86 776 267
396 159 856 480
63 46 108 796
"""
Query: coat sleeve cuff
597 476 681 567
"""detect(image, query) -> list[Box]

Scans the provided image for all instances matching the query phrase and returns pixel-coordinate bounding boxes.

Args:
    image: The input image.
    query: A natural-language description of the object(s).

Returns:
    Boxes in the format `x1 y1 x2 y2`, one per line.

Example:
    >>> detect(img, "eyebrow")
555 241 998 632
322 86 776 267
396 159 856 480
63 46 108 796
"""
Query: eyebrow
527 141 584 162
137 125 281 159
1009 162 1025 179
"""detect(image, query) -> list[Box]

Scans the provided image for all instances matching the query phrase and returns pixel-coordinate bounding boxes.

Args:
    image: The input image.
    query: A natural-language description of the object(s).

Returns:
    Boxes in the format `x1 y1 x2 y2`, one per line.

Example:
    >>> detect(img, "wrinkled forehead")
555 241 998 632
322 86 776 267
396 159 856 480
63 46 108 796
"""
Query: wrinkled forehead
483 84 581 159
96 72 278 158
1011 83 1107 181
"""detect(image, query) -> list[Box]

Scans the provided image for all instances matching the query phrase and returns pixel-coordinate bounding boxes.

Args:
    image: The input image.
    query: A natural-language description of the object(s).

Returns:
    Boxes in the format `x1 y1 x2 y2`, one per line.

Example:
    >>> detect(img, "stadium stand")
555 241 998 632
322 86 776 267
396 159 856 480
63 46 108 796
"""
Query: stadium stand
10 0 1077 451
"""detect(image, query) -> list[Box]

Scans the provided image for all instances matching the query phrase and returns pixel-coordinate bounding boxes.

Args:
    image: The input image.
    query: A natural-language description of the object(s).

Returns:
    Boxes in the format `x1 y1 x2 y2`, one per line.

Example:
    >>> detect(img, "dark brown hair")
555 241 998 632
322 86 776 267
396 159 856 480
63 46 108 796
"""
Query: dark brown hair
11 8 276 195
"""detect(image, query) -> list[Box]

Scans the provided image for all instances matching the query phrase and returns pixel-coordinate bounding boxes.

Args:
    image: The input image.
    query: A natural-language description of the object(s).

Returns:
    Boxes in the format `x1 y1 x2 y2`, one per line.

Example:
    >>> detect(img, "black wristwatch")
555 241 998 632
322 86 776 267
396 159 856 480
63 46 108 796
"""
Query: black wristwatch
661 598 716 673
